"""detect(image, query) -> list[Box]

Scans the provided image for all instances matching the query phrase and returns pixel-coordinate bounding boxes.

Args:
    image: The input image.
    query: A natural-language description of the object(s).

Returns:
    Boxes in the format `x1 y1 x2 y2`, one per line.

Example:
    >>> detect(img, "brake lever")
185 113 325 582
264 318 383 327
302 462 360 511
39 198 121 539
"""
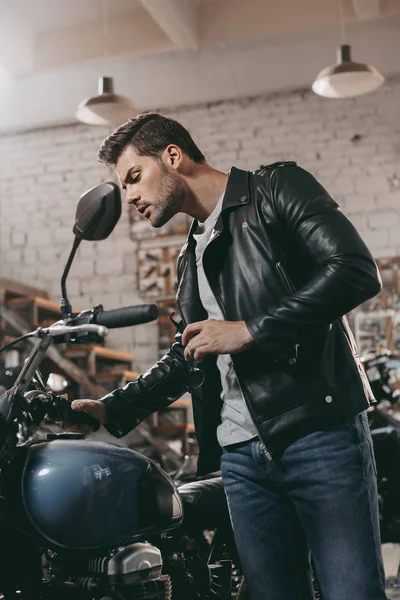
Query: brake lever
33 369 48 392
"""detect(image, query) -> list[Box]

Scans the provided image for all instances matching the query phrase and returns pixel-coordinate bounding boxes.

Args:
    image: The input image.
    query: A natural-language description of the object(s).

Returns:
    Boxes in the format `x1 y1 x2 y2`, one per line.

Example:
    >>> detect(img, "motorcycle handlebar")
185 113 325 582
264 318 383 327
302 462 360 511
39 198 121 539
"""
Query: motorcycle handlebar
93 304 159 329
43 324 108 337
46 394 101 432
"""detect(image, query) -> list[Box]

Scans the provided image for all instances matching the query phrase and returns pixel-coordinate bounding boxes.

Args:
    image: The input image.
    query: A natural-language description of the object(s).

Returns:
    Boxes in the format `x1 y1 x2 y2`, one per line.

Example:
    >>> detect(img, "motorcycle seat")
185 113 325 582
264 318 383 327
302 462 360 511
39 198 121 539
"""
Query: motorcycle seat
177 477 230 530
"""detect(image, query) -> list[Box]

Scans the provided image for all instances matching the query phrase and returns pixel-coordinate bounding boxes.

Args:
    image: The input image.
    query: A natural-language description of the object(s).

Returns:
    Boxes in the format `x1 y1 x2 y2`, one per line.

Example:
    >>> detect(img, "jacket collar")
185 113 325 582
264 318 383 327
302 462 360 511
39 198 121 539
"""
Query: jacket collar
186 166 251 241
222 166 251 210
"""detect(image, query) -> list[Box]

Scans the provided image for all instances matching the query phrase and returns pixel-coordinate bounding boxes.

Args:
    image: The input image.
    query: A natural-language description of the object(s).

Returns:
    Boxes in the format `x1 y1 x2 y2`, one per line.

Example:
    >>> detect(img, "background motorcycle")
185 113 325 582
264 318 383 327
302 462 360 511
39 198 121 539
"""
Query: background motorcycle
362 348 400 548
0 181 247 600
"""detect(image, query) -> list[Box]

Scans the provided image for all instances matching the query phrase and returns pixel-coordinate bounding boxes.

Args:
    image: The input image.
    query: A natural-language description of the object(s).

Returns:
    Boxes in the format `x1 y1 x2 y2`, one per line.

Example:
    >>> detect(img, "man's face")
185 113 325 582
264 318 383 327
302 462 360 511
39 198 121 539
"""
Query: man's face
115 145 186 228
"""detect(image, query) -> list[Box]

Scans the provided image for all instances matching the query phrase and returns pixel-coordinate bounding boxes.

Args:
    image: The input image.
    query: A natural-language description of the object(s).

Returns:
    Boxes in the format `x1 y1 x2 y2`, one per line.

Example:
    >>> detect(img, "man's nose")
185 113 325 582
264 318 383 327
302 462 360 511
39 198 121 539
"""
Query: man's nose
126 190 141 205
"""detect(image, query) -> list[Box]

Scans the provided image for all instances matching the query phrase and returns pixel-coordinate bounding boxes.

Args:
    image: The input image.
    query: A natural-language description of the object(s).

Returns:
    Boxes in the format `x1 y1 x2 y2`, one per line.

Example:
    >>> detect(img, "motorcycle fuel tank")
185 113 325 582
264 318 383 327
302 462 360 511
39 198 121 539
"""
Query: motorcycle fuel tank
22 439 183 550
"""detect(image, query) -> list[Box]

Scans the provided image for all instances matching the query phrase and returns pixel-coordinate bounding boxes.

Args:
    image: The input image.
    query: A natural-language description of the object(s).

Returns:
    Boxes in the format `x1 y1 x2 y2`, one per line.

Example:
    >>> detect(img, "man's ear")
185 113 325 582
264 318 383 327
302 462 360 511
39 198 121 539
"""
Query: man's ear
162 144 183 170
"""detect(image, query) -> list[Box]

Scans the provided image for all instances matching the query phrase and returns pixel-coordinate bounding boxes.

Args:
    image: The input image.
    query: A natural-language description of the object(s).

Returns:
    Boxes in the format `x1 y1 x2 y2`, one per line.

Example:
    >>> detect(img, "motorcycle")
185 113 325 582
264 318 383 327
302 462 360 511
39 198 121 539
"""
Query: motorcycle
0 182 247 600
362 348 400 546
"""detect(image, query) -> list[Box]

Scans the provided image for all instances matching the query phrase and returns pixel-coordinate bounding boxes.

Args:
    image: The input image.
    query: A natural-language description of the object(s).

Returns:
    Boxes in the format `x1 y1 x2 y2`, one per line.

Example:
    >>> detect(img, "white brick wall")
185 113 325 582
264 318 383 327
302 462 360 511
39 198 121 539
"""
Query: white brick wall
1 78 400 372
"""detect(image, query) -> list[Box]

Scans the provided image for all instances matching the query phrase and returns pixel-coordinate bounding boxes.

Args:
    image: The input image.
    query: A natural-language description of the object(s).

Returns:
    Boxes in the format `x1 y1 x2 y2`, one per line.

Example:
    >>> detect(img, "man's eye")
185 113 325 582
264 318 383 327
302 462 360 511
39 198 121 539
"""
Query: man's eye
131 173 140 183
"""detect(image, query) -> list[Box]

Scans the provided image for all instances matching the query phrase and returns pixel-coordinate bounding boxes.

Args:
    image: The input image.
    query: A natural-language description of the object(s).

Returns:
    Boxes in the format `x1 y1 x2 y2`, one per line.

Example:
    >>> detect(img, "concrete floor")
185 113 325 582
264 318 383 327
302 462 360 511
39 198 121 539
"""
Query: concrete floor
383 544 400 598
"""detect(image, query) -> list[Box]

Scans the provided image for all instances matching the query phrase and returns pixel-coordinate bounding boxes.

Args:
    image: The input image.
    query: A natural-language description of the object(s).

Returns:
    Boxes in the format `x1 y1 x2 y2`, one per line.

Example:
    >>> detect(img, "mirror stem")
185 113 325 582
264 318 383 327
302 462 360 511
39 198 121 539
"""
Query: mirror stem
61 236 82 320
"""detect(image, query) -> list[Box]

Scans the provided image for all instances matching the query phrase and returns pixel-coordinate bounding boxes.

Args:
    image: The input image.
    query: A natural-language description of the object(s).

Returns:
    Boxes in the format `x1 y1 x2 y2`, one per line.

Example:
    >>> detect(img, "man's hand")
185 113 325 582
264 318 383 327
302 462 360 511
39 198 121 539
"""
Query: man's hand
70 400 107 424
182 319 254 362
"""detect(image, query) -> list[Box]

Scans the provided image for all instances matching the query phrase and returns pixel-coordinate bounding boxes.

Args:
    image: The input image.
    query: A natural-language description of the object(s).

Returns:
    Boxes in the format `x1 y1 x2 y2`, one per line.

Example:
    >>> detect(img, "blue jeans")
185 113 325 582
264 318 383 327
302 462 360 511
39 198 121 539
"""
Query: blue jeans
220 412 387 600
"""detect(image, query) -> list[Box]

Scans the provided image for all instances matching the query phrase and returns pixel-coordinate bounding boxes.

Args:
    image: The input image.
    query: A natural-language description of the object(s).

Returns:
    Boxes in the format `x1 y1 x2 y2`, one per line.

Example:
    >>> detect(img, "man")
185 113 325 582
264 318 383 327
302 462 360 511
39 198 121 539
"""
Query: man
71 112 387 599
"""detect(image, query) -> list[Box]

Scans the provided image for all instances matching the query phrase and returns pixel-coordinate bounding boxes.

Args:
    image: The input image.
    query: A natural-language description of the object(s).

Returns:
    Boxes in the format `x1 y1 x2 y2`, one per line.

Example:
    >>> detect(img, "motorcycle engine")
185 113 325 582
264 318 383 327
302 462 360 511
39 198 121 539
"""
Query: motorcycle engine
41 542 172 599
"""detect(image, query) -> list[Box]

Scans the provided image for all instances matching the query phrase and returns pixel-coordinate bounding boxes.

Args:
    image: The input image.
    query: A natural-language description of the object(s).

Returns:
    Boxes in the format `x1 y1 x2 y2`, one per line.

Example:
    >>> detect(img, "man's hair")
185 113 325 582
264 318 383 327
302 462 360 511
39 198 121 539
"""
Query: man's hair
97 112 205 166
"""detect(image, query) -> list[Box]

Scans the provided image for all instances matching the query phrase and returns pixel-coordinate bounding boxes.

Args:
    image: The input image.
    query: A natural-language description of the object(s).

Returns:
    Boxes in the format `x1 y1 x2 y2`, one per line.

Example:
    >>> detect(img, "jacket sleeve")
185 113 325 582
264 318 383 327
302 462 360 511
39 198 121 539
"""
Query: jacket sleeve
100 334 190 438
245 165 382 361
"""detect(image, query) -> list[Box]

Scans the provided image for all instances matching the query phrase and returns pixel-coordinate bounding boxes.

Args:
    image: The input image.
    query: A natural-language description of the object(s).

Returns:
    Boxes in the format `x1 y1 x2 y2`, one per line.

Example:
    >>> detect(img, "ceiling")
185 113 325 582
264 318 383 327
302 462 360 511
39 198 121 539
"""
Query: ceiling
0 0 399 133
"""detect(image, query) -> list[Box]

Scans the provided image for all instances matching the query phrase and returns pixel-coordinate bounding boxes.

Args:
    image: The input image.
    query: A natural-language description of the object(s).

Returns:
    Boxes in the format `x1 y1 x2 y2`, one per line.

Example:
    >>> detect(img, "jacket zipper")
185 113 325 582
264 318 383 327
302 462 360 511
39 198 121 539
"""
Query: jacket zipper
279 263 372 406
259 442 272 460
275 262 299 365
276 261 296 294
201 231 273 460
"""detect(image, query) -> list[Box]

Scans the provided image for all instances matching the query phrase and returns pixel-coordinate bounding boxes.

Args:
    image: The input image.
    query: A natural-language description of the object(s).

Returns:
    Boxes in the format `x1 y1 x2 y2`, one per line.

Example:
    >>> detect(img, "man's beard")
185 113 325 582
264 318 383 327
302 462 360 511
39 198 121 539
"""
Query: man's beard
151 169 186 228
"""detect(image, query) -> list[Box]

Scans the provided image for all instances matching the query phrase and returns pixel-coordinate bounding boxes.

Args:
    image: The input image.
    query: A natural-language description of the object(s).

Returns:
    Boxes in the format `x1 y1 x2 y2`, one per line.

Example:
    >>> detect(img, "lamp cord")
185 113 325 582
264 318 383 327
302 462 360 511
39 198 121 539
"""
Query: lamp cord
103 0 109 66
338 0 347 45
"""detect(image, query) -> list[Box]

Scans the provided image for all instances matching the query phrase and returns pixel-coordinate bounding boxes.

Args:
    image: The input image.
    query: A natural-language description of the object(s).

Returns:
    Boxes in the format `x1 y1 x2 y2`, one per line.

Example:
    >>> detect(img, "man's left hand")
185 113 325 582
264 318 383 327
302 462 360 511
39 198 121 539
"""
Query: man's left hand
182 320 254 362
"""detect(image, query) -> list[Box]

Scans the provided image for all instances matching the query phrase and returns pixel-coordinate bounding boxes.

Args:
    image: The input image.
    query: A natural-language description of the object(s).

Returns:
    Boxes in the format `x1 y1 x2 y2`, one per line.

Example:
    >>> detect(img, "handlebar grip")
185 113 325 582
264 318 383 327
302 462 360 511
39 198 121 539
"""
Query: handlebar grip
49 395 100 432
94 304 158 329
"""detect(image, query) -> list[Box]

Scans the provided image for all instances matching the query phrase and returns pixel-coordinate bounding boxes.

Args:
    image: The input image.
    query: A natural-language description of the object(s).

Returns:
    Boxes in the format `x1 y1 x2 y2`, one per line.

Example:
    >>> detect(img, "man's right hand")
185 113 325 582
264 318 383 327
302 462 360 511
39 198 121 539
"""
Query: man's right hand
70 399 107 424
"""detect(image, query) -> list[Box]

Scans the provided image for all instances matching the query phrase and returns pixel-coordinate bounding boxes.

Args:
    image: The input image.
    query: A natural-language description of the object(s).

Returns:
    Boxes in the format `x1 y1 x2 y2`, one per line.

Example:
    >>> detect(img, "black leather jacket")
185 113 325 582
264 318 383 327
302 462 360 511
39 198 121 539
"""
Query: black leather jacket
102 162 381 475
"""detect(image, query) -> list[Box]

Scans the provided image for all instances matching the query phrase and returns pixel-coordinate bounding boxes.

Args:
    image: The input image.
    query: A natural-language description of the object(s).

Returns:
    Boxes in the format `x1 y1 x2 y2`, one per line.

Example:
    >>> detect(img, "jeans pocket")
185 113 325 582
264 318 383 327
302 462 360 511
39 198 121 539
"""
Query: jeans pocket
328 417 354 432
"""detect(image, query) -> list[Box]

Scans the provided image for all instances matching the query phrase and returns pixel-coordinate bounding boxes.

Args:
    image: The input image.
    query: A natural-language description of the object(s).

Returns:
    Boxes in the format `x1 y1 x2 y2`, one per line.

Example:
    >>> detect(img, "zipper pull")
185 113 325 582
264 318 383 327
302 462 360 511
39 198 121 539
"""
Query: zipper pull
260 443 272 461
288 344 299 365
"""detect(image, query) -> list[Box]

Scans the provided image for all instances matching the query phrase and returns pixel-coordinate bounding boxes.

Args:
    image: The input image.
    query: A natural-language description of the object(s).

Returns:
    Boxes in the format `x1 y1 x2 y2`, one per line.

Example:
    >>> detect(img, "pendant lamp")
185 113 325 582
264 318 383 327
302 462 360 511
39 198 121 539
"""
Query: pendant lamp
76 76 136 125
312 44 385 98
312 0 384 98
76 0 136 125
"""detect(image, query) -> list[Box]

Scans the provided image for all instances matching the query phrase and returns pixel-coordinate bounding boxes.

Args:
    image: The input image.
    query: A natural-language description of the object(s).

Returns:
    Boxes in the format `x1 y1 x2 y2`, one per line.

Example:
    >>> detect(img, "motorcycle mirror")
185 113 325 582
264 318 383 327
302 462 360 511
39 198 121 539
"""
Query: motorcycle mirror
73 181 121 241
60 182 121 319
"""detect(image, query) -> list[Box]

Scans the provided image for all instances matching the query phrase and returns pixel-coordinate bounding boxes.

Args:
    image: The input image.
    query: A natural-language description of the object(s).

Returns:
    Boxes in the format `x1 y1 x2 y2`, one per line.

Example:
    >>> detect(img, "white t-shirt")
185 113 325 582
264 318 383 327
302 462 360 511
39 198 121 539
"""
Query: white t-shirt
192 195 258 447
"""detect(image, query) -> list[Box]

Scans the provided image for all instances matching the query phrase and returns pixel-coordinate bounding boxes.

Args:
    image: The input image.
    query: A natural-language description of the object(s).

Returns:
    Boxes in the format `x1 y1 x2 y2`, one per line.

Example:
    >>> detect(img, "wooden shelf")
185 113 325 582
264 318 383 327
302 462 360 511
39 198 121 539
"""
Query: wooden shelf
65 345 134 363
65 344 134 378
167 399 190 409
95 370 140 388
155 424 195 431
38 320 60 329
0 334 20 357
95 370 140 382
0 283 143 402
152 399 192 434
0 334 17 344
5 296 63 329
7 296 62 314
0 278 49 301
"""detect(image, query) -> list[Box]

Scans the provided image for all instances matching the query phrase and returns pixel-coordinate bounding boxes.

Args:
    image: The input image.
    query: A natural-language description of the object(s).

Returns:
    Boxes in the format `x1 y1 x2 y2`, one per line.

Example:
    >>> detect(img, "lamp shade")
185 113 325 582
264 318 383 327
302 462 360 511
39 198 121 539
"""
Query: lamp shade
312 45 384 99
76 76 137 125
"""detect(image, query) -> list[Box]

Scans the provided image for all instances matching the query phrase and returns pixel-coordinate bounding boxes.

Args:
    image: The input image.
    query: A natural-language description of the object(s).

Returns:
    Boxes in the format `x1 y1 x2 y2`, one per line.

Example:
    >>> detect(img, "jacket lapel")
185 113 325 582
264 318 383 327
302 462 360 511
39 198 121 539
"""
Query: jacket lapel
176 167 251 325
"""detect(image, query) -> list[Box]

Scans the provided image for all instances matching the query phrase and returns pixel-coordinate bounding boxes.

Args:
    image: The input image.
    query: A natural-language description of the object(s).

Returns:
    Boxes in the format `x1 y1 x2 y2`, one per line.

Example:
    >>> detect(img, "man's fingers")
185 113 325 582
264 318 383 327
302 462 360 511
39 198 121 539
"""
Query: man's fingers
193 344 208 362
184 338 209 362
71 400 99 412
70 400 107 424
184 333 206 360
181 321 206 346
